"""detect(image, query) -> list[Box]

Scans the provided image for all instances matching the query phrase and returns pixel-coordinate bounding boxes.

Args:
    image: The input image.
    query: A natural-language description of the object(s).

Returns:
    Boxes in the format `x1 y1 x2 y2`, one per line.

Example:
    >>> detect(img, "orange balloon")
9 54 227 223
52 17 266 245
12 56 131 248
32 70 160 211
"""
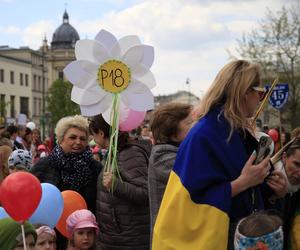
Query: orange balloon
56 190 87 238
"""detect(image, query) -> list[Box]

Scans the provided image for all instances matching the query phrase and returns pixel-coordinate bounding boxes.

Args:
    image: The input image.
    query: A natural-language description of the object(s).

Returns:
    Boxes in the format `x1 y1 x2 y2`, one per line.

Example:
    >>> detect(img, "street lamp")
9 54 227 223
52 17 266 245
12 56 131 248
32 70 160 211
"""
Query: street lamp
41 45 46 140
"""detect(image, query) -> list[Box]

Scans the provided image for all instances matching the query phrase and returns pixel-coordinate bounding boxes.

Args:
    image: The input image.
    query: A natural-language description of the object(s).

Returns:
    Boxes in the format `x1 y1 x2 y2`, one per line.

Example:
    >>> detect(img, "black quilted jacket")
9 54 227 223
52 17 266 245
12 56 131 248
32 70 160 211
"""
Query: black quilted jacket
96 139 151 250
31 156 103 213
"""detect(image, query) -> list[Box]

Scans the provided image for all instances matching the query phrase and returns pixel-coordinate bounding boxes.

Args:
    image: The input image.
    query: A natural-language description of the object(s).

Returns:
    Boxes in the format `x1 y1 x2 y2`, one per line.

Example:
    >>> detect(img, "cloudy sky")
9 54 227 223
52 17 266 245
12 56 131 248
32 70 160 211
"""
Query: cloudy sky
0 0 294 96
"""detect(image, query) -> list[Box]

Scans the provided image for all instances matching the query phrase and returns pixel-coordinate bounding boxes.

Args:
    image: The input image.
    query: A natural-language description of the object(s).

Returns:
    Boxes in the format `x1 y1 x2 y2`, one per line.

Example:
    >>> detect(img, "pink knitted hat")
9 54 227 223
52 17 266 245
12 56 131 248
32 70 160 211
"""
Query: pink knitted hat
66 209 99 237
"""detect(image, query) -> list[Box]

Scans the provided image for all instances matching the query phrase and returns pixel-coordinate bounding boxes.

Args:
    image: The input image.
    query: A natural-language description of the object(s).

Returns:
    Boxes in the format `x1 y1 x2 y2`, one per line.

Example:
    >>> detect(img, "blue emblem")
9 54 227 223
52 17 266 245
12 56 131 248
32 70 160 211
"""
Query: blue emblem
266 83 289 110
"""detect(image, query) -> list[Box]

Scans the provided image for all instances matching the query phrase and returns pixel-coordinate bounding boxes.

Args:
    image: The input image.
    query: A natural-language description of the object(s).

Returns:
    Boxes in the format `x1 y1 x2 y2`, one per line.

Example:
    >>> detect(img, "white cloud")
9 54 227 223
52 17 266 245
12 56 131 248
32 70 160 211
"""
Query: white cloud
16 0 290 95
0 25 21 34
22 20 55 50
226 20 258 35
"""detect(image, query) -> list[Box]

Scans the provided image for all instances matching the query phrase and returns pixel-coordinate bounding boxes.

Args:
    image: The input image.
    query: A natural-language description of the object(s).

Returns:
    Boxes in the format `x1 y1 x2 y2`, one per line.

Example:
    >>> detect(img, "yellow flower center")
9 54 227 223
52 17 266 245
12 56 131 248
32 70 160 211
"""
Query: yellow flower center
97 60 131 93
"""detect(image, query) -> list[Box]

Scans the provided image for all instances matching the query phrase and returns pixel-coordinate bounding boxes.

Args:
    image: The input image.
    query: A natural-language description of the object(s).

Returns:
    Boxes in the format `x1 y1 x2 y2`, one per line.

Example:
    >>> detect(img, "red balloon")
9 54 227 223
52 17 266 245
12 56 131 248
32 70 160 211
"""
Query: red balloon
268 129 279 142
0 172 42 222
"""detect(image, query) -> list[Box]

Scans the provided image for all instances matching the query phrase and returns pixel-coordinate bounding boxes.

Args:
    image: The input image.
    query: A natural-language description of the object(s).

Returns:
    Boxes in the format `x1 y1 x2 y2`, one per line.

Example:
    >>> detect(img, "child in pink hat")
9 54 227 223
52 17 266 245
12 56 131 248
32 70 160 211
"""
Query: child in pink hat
66 209 99 250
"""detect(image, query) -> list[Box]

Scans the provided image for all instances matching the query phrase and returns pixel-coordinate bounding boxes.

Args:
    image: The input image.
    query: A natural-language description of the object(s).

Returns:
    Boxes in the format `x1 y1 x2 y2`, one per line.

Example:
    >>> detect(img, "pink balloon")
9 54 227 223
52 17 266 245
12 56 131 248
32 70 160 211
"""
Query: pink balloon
119 109 146 131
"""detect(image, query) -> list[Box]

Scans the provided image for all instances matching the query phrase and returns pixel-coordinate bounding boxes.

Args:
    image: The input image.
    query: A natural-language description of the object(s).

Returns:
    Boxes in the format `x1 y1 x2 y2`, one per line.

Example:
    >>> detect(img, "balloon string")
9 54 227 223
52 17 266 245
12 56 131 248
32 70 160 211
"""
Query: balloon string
21 223 27 250
104 93 122 193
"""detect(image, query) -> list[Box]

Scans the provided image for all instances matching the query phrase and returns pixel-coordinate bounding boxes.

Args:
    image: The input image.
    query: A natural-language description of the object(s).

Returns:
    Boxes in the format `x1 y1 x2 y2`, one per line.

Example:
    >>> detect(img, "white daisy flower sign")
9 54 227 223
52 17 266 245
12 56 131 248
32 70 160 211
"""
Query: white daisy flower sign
63 29 156 177
63 29 156 117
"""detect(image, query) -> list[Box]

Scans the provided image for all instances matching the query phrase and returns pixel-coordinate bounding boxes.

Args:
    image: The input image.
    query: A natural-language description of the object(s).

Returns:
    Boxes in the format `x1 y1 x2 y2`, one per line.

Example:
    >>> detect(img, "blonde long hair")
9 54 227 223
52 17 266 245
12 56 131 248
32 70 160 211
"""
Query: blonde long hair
195 60 262 139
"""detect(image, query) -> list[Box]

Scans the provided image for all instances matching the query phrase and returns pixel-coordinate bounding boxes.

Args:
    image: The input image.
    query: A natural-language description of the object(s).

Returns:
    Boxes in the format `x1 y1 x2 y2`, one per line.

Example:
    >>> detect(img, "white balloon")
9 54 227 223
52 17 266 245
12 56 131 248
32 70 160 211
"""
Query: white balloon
26 121 36 130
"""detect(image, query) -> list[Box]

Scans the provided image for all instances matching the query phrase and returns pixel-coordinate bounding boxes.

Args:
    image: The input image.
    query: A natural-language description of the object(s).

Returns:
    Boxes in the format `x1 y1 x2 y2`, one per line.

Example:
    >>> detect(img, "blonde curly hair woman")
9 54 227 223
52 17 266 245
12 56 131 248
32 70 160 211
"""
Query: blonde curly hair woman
31 115 103 249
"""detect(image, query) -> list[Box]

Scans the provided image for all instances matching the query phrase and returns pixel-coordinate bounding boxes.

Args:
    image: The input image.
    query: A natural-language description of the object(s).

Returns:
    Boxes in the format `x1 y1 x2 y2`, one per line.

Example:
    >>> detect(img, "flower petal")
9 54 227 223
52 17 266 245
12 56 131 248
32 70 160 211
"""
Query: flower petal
63 60 98 89
121 88 154 111
132 70 156 89
138 45 154 69
80 94 112 116
111 35 141 58
71 85 107 106
94 29 118 53
126 81 149 94
122 45 154 70
102 101 128 125
102 105 113 125
75 39 109 64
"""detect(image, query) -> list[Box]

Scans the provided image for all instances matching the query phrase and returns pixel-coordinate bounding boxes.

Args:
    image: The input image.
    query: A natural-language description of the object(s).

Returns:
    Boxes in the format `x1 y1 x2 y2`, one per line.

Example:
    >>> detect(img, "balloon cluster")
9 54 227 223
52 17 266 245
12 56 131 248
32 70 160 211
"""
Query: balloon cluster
0 172 87 237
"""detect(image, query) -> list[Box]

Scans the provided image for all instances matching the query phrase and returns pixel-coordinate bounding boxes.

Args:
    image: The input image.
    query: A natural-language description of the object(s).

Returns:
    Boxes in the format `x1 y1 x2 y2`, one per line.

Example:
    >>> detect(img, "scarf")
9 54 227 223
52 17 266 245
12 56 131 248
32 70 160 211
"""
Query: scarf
49 145 92 191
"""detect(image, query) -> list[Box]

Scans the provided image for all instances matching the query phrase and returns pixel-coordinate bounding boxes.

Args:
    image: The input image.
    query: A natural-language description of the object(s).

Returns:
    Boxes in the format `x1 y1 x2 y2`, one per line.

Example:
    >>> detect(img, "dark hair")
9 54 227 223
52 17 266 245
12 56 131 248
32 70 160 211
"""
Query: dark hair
6 125 18 136
88 114 129 149
89 115 110 138
150 102 192 144
292 127 300 139
17 125 25 132
286 137 300 157
69 230 97 250
282 132 291 146
25 127 32 136
1 131 10 140
238 211 282 237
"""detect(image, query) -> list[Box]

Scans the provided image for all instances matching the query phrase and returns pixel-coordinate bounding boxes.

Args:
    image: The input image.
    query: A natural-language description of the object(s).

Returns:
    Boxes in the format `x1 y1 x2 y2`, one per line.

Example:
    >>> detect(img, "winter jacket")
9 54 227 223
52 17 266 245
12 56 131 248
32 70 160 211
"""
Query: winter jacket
96 139 151 250
148 143 178 242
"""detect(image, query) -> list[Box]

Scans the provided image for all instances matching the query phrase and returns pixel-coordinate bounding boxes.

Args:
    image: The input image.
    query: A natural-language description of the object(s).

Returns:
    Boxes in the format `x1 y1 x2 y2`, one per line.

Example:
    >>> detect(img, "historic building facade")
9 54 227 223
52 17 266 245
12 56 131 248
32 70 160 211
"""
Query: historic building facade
0 47 45 124
0 10 79 128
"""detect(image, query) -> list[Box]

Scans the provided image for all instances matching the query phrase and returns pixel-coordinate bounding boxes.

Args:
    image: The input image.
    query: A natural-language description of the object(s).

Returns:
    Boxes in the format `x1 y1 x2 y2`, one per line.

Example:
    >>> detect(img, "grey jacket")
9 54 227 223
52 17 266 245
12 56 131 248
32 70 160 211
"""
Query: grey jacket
148 143 178 241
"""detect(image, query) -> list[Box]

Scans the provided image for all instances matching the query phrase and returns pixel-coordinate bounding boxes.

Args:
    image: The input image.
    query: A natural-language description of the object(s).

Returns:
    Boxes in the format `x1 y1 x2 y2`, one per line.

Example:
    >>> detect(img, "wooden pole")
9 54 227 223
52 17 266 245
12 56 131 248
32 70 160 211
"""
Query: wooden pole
251 78 279 127
278 110 283 149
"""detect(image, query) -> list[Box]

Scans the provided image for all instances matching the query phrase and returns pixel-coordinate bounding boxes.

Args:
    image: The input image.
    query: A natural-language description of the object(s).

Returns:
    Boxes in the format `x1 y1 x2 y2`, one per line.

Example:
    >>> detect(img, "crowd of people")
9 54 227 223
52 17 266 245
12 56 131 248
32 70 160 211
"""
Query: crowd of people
0 59 300 250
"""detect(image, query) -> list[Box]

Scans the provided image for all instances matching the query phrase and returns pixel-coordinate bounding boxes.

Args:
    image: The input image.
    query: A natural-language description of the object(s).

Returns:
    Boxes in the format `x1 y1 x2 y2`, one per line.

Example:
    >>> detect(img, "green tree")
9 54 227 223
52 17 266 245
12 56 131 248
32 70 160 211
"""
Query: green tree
47 79 80 125
0 99 9 124
235 4 300 128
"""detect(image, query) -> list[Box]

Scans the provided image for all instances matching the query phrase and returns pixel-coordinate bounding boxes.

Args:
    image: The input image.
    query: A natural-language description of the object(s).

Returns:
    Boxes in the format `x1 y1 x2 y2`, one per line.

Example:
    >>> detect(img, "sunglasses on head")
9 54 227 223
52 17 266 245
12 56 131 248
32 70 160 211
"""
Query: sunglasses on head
251 86 267 101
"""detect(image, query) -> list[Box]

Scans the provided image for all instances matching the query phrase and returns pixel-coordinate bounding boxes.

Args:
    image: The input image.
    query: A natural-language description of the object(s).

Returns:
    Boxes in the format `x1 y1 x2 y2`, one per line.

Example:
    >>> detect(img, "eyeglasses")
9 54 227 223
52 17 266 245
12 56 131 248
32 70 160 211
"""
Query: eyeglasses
251 86 267 101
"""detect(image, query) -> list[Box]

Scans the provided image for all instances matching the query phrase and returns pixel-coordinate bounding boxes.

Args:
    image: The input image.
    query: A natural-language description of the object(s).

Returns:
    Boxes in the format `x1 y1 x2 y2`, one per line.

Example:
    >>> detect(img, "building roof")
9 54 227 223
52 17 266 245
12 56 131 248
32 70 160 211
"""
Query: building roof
51 10 80 49
0 54 31 64
154 90 200 107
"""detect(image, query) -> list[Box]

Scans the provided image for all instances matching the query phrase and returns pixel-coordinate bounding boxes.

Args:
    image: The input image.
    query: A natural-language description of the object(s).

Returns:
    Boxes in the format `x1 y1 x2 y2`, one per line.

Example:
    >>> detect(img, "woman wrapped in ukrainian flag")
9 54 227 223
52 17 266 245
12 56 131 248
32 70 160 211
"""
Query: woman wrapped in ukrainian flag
152 60 287 250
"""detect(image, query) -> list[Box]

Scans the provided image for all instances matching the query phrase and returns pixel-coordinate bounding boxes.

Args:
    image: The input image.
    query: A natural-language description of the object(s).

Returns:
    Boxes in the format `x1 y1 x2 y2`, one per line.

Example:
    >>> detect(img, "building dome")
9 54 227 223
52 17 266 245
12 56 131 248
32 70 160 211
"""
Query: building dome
51 10 80 49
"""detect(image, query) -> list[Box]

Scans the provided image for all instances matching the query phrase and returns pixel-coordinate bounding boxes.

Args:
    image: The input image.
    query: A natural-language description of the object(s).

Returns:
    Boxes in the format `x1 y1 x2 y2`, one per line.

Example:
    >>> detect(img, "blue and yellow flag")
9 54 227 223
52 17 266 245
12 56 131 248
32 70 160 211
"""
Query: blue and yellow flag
152 107 254 250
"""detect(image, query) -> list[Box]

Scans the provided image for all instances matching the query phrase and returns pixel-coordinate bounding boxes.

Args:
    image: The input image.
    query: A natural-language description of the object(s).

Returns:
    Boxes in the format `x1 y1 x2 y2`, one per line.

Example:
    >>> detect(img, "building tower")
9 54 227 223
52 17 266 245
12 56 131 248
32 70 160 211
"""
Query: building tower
45 10 80 87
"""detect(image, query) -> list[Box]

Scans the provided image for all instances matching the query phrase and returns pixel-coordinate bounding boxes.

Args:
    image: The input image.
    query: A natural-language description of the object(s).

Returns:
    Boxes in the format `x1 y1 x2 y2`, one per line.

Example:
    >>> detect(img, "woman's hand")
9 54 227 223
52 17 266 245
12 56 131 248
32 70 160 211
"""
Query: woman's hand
103 171 113 190
231 151 270 197
266 170 288 199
